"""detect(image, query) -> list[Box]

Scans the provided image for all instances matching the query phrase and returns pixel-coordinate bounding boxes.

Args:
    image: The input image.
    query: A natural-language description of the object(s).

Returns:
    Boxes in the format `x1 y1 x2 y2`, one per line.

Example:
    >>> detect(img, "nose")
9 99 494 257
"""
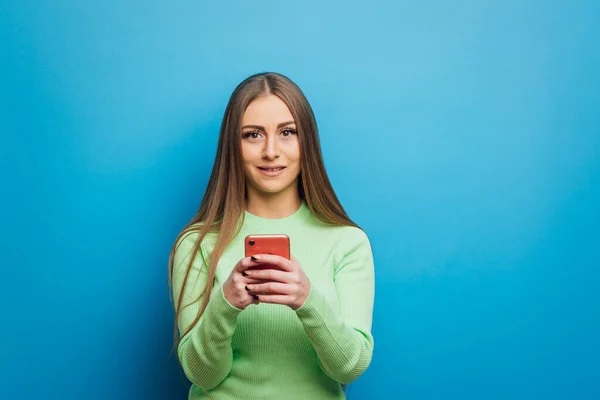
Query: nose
262 135 280 160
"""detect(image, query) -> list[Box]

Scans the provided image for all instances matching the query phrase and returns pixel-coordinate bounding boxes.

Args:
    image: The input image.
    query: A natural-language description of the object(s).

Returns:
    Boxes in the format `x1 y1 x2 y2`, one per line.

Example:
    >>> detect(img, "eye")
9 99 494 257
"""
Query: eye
280 128 297 137
242 131 262 140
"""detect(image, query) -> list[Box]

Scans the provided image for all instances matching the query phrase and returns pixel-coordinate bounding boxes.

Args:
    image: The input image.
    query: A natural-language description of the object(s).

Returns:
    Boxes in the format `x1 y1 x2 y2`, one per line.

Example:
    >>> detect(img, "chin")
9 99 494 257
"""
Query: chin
256 185 292 195
249 178 298 196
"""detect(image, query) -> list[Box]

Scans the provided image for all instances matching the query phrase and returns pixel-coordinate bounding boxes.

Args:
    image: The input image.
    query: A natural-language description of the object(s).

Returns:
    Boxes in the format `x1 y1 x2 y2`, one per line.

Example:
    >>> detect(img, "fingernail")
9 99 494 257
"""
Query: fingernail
242 271 248 277
244 285 250 291
251 255 260 261
254 295 259 301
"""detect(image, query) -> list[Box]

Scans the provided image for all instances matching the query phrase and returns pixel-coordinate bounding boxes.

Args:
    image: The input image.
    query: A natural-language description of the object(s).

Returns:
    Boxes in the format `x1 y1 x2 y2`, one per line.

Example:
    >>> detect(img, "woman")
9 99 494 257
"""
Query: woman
168 72 375 399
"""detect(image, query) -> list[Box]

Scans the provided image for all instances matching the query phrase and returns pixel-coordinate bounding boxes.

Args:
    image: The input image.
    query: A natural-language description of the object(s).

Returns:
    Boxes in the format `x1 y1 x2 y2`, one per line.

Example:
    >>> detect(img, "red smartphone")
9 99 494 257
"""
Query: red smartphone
245 234 290 270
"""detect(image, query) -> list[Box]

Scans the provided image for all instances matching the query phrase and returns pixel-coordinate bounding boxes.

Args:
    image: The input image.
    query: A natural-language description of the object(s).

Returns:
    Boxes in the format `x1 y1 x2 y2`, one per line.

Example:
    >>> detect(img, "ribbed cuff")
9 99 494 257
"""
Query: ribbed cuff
214 285 244 317
294 285 336 329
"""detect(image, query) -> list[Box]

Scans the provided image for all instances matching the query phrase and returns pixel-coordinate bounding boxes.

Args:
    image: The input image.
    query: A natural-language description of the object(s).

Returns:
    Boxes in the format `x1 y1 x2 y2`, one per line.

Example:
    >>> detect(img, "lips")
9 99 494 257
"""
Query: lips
257 165 286 177
258 167 285 171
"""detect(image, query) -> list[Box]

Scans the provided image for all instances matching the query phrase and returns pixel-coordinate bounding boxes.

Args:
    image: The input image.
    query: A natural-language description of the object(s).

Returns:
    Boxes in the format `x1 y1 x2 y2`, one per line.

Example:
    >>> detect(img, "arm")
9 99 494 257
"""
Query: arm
171 233 243 390
294 229 375 384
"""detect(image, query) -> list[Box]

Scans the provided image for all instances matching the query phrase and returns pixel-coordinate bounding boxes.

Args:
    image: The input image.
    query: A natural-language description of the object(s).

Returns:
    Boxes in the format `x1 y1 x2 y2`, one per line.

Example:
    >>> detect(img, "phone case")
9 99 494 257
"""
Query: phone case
245 234 290 270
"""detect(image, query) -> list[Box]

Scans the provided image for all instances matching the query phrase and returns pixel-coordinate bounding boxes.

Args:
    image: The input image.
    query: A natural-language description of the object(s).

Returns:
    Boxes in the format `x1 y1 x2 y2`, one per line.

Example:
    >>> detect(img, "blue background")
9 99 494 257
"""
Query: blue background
1 1 599 399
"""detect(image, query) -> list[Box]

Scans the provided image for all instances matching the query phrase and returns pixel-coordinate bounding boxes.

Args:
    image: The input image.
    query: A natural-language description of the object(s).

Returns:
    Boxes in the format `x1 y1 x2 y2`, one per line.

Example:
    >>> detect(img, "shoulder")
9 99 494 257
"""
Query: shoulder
330 226 374 274
339 226 371 251
324 223 370 242
315 223 372 253
173 225 220 274
174 223 220 254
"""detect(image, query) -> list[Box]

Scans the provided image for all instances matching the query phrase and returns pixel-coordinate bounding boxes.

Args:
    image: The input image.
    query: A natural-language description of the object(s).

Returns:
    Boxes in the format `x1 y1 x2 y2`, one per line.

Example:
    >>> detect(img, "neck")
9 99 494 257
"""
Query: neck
246 186 302 219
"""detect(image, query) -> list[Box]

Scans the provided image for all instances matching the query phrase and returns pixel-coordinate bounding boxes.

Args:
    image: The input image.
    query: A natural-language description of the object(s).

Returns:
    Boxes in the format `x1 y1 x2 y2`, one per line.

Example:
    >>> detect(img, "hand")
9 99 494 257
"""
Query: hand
222 256 270 309
242 254 311 310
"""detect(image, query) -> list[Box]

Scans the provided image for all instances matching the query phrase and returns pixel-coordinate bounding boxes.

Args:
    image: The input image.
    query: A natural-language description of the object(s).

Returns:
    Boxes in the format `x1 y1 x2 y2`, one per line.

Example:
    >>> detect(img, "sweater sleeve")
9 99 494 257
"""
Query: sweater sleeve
294 228 375 384
172 232 243 390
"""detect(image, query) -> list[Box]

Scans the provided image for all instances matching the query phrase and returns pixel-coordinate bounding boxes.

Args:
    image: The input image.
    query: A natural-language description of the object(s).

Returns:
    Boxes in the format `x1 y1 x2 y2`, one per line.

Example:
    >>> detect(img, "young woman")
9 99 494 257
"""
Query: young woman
168 72 375 399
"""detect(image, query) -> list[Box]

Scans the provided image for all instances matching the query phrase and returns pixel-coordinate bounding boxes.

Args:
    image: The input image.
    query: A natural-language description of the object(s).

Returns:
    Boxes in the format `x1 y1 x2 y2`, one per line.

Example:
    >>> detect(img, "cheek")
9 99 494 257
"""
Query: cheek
241 144 258 164
288 141 301 164
289 155 301 176
291 154 301 171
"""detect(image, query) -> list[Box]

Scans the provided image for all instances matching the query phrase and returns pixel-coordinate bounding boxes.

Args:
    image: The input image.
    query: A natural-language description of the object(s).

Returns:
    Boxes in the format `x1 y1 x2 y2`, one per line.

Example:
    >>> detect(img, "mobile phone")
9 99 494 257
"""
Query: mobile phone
245 234 290 270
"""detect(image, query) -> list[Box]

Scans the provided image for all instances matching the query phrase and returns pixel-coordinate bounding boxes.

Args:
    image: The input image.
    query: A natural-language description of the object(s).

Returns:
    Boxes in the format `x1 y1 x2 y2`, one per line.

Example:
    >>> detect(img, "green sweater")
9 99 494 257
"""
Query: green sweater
172 202 375 399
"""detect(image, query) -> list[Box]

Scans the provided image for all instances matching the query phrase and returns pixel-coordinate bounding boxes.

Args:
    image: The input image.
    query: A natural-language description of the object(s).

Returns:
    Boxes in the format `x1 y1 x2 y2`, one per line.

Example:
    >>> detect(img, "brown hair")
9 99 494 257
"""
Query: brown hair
168 71 358 358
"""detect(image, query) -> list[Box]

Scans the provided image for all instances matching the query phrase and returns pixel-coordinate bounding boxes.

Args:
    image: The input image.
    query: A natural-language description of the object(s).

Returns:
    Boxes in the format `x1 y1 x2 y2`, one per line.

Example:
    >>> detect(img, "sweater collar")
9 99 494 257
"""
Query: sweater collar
242 201 311 230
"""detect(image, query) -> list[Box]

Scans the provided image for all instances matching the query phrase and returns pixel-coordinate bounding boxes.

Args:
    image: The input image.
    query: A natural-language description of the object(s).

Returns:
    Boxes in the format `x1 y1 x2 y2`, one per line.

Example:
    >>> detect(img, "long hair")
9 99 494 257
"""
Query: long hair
168 71 359 357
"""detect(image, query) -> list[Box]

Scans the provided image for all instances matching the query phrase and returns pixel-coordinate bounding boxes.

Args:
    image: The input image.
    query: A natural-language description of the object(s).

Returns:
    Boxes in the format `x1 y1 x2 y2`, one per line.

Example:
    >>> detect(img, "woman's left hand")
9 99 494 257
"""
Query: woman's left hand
243 254 310 310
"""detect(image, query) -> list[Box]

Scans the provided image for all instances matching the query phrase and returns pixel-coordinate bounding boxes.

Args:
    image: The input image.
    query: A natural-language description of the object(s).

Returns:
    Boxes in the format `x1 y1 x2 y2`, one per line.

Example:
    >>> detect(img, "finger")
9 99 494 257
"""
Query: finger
233 256 260 273
229 275 265 292
246 282 294 295
242 277 268 285
249 254 294 272
244 268 290 283
254 295 292 306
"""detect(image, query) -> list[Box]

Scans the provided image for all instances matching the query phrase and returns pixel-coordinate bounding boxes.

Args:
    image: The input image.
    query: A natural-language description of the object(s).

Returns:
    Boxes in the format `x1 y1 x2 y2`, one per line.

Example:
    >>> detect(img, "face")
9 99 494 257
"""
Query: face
240 95 301 199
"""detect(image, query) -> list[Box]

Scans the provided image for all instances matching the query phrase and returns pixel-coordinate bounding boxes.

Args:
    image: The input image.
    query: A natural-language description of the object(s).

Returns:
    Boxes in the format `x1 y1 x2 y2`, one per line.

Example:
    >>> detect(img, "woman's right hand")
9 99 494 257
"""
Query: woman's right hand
222 256 263 309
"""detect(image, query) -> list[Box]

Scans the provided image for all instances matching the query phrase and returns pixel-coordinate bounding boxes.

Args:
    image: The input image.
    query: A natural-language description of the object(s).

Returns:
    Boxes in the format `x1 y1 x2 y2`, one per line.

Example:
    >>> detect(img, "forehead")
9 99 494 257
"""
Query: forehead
242 95 294 124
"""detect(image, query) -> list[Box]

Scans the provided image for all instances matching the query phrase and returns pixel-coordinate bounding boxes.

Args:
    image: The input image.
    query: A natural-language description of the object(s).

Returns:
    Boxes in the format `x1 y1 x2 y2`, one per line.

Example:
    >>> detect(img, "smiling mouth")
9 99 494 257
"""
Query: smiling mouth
258 167 286 171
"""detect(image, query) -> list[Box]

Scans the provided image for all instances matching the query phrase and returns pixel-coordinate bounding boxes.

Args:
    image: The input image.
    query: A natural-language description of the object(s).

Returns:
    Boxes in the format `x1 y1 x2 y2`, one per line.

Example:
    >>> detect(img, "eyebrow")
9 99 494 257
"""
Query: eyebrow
241 120 296 130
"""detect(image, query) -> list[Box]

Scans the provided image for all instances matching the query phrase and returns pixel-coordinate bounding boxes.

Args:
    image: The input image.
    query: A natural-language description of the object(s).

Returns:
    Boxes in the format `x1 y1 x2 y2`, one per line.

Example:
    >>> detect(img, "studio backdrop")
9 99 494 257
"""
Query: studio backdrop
1 1 599 399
